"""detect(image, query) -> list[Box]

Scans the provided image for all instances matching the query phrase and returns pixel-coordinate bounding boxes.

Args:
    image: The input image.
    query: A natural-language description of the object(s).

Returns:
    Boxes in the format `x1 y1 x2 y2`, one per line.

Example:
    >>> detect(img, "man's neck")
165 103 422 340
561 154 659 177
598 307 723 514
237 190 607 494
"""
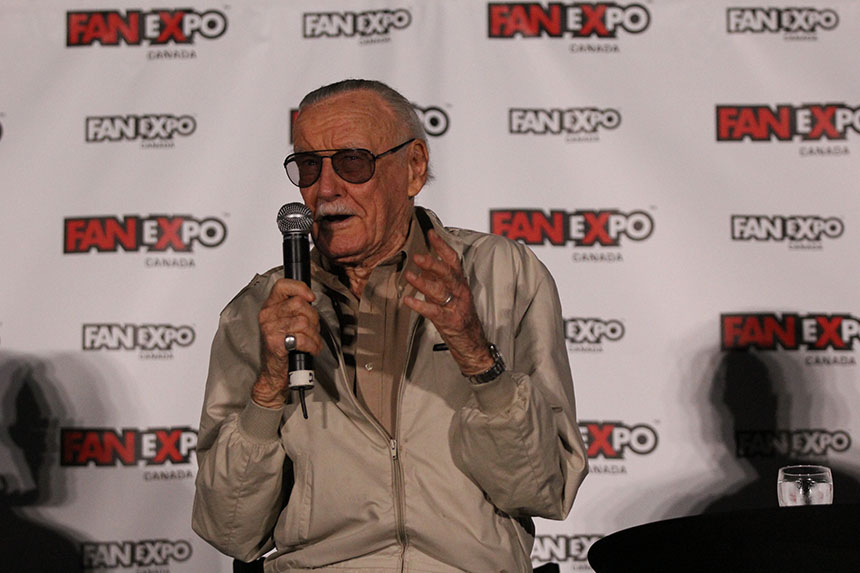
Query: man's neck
341 222 412 299
342 265 375 299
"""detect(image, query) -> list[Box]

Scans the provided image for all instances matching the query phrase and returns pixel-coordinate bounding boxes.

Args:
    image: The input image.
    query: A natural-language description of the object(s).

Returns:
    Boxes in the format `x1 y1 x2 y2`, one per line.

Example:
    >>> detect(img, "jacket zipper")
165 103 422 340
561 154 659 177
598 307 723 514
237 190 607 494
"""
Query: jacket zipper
322 293 420 571
390 437 408 572
392 314 422 572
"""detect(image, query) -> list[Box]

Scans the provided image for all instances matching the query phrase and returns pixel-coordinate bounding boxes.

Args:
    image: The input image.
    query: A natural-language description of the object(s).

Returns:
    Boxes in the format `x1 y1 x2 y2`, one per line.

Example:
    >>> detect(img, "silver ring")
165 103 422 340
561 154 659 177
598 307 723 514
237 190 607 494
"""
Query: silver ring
440 293 454 307
284 334 297 352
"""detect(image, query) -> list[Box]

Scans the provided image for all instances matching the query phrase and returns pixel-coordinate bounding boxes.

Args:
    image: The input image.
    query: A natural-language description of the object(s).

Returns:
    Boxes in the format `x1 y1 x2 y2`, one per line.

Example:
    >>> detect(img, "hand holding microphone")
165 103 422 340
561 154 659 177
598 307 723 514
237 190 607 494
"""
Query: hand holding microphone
253 203 319 419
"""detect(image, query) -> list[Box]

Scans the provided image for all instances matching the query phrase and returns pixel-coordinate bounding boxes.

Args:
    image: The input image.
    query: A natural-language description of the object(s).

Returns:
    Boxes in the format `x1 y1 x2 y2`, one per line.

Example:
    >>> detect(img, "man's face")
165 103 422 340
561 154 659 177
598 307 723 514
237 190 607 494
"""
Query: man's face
292 90 427 267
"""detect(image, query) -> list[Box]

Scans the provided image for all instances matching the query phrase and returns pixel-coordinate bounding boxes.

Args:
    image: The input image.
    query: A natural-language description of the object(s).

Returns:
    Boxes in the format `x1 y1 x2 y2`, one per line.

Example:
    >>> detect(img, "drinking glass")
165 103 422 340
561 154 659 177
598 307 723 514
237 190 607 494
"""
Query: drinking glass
777 465 833 506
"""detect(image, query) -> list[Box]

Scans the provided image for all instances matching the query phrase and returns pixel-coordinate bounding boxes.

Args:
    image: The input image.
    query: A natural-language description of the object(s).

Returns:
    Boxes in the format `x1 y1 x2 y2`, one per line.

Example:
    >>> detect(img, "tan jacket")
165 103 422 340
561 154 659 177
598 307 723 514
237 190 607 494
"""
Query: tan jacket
192 208 588 572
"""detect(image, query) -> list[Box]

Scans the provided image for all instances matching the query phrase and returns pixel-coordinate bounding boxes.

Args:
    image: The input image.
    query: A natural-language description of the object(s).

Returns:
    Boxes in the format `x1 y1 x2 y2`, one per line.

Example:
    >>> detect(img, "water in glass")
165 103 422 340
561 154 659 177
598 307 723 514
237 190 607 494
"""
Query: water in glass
777 465 834 507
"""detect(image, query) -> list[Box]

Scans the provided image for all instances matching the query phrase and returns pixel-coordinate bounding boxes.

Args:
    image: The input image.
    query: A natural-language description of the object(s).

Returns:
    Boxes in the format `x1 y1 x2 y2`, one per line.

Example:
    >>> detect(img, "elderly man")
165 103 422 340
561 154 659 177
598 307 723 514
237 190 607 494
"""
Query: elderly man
192 79 587 572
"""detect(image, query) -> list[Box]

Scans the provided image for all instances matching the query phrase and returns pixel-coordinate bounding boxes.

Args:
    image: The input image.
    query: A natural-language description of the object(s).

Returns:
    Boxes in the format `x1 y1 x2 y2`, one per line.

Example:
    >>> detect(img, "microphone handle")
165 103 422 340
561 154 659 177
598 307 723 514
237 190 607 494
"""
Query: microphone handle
282 233 314 419
283 233 311 286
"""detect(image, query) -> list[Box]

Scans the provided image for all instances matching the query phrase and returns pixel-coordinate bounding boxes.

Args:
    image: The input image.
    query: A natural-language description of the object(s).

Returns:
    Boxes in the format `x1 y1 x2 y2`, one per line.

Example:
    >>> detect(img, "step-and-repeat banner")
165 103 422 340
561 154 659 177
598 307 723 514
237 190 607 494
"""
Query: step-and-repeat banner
1 1 858 571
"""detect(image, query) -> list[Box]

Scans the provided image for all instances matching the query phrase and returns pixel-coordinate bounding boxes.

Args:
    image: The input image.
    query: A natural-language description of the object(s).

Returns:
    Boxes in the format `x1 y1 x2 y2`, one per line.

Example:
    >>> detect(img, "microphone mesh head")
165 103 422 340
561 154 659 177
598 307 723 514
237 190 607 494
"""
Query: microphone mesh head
277 202 313 235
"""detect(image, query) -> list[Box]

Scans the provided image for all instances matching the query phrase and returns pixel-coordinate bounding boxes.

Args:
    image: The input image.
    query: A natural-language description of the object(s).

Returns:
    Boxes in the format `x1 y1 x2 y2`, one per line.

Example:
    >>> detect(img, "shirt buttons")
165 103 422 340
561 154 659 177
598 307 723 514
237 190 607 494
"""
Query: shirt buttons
365 362 375 371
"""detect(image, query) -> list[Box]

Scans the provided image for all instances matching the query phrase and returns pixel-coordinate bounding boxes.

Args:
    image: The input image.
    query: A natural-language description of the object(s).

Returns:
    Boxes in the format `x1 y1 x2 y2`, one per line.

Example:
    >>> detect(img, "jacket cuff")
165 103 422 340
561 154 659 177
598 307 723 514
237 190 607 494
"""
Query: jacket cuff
470 371 518 416
238 400 284 443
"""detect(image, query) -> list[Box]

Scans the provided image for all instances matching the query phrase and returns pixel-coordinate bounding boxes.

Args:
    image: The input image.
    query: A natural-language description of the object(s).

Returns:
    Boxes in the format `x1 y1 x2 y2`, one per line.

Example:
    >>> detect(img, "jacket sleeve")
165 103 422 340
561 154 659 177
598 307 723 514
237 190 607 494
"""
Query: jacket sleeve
191 273 287 561
451 240 588 520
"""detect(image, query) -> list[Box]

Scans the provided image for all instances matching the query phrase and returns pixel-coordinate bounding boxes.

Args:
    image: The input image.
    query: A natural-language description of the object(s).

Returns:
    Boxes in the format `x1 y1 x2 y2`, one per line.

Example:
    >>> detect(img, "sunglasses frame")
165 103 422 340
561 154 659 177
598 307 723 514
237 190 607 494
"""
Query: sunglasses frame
283 138 416 188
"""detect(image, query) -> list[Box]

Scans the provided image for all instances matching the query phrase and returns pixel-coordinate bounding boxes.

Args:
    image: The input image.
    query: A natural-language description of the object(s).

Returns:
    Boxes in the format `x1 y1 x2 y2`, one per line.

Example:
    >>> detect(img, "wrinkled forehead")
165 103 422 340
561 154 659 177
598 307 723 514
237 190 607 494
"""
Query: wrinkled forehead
293 90 401 152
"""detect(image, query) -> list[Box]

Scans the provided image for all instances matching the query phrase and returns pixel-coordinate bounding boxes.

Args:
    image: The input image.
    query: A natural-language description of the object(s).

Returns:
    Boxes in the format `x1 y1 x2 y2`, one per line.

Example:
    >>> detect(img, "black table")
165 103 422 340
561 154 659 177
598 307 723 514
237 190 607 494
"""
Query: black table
588 503 860 572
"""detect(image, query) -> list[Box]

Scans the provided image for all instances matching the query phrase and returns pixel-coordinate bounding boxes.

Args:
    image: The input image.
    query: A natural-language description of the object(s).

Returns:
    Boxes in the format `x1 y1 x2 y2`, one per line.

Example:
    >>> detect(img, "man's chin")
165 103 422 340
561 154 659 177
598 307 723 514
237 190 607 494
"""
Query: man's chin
314 236 364 266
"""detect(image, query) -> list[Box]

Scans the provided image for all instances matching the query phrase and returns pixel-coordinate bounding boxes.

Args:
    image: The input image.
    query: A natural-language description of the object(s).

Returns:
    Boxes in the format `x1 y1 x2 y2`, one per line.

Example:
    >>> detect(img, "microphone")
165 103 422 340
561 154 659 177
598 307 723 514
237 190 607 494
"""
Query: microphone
276 202 314 419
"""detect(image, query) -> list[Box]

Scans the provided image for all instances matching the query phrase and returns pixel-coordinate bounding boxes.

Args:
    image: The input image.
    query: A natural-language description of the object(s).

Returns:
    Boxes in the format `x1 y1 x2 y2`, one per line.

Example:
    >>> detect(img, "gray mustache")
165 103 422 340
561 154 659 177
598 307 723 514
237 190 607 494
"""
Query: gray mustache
315 203 355 219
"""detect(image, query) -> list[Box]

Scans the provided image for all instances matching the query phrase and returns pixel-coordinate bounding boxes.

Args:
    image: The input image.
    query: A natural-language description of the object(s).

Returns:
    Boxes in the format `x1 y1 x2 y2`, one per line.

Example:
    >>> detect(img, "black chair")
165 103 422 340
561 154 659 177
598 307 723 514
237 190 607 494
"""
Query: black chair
233 558 264 572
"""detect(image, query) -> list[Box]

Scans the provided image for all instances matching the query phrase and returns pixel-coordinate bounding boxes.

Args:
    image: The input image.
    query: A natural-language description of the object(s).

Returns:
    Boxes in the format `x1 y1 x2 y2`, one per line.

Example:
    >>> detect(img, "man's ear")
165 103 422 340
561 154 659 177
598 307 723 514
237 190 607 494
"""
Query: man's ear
406 139 429 198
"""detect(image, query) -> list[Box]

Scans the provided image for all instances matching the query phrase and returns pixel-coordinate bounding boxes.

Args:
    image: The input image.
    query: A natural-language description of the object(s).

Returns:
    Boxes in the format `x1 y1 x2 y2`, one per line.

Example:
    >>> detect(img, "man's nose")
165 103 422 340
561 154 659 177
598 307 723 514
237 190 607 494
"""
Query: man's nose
316 157 341 196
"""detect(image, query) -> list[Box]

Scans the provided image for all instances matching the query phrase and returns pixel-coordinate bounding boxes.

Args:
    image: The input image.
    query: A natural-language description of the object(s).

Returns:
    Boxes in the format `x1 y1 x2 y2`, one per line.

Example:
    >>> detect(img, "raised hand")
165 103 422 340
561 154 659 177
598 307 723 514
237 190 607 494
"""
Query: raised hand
403 230 494 376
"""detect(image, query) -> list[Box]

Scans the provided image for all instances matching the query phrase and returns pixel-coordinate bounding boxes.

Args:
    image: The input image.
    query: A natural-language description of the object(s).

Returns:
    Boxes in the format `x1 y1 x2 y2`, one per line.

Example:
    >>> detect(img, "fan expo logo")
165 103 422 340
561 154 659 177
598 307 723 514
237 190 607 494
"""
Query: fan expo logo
414 105 450 137
735 429 851 458
566 318 625 352
82 539 192 570
726 7 839 39
61 427 197 481
64 214 227 268
66 9 228 59
86 114 196 148
491 209 654 262
532 535 603 566
721 313 859 366
303 9 412 44
83 323 195 360
509 107 621 142
731 215 844 250
579 421 658 475
716 103 858 157
488 3 650 53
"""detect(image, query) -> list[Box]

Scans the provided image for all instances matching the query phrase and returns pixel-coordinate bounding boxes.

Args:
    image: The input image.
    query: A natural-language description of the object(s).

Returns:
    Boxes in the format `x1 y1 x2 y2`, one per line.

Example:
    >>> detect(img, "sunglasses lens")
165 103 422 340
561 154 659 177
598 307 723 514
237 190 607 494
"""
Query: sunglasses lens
331 149 374 184
286 154 323 187
285 149 376 187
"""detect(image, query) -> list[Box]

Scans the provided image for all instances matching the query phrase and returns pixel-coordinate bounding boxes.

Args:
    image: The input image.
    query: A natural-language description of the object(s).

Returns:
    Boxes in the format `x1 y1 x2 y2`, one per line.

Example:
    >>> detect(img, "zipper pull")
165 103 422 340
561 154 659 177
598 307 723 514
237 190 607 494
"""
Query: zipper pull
389 439 398 461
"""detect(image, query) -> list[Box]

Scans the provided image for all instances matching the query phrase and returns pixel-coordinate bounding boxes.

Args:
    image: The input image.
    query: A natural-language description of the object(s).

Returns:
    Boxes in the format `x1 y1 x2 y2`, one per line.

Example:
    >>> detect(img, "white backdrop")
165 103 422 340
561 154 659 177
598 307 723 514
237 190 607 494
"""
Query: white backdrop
1 1 859 571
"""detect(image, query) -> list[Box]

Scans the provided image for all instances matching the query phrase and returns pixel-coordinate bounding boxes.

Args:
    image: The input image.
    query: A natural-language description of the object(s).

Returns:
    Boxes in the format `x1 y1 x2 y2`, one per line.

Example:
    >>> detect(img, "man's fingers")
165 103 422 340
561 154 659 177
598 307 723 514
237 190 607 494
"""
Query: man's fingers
404 269 452 305
260 289 317 348
427 229 462 269
263 326 323 362
409 250 462 302
283 331 323 356
403 295 444 321
268 278 316 304
411 253 450 280
259 277 323 377
267 297 320 324
264 311 323 354
260 278 320 326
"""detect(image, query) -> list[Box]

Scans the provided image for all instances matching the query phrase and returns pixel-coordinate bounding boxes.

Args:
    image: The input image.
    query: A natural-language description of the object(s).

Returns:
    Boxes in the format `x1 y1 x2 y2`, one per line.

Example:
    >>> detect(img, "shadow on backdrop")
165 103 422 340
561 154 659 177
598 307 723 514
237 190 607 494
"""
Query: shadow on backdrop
0 356 83 571
671 349 860 516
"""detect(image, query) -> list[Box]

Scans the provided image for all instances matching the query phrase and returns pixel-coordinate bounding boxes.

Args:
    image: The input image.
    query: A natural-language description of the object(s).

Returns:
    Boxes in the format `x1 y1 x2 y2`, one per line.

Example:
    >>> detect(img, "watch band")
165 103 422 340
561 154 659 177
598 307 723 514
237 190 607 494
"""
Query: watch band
467 344 506 385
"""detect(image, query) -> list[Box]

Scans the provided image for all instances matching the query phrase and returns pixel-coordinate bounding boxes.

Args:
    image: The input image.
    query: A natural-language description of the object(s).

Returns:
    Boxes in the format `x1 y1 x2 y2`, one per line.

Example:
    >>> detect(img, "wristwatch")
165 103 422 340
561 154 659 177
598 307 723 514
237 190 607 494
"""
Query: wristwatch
467 344 506 385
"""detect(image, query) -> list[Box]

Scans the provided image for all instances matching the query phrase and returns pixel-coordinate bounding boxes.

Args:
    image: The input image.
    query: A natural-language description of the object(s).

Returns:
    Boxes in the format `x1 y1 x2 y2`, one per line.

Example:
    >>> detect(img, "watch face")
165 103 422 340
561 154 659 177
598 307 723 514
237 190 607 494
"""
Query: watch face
470 345 505 384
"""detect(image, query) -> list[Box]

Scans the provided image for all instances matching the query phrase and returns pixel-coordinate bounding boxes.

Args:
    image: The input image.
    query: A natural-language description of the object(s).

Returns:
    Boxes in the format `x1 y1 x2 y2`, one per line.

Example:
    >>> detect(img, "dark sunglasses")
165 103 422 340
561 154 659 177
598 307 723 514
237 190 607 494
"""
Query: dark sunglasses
283 138 415 188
